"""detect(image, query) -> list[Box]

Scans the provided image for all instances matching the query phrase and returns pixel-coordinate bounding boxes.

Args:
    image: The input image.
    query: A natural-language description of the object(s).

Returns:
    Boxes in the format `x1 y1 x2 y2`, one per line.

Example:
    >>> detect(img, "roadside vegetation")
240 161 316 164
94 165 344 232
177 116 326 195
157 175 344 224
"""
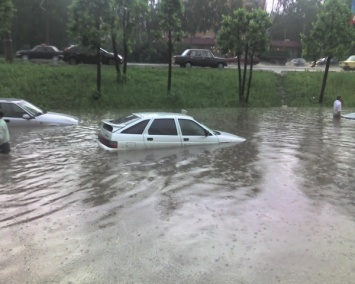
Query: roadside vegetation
1 62 355 114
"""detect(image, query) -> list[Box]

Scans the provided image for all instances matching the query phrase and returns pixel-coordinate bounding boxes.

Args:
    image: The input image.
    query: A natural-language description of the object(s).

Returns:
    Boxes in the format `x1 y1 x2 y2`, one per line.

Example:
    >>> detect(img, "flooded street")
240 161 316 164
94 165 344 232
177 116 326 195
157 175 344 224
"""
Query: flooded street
1 108 355 284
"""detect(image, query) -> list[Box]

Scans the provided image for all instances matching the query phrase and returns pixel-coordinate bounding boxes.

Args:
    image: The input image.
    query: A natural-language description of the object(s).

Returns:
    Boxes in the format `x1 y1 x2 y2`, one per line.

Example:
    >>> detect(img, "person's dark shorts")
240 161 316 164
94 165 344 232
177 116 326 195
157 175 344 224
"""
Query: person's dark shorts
0 142 10 154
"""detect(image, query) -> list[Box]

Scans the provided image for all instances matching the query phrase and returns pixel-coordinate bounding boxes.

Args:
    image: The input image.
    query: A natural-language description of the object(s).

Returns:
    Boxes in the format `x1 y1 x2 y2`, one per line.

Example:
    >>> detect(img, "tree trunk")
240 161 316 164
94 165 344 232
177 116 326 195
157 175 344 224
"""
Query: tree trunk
246 49 255 103
319 56 332 104
3 31 13 63
111 33 121 83
96 46 101 96
123 8 129 78
237 52 243 102
240 44 249 103
167 29 172 95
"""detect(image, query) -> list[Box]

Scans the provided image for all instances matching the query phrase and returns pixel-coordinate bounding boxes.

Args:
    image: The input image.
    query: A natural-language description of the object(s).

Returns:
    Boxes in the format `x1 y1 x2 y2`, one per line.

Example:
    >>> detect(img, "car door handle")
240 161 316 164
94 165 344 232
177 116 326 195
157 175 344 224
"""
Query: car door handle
184 138 189 141
147 138 153 141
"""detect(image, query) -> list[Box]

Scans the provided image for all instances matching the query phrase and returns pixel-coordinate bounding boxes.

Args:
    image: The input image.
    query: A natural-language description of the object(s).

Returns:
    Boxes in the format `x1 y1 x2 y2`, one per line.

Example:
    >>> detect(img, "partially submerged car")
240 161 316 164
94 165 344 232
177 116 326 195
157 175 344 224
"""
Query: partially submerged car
97 112 245 151
172 49 227 69
226 55 260 65
0 98 80 126
315 57 338 66
286 58 307 66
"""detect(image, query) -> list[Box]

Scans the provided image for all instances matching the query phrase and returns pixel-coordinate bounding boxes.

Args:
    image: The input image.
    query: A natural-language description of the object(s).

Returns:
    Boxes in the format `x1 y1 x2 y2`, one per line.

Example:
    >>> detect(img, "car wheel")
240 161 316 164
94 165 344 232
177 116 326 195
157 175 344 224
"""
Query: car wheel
22 55 29 60
68 57 77 65
217 63 224 69
185 62 192 68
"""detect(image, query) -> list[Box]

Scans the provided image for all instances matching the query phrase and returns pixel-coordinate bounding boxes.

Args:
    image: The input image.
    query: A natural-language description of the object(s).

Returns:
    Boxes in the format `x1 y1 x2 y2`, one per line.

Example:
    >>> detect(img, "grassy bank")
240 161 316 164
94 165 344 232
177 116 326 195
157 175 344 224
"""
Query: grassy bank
1 61 355 113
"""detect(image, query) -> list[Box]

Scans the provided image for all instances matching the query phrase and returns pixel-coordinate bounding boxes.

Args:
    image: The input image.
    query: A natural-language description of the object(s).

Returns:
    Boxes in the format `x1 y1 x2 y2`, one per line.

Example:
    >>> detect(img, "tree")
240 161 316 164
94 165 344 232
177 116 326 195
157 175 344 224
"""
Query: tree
157 0 184 95
0 0 16 62
270 0 322 42
302 0 353 104
68 0 113 98
182 0 243 38
218 8 271 104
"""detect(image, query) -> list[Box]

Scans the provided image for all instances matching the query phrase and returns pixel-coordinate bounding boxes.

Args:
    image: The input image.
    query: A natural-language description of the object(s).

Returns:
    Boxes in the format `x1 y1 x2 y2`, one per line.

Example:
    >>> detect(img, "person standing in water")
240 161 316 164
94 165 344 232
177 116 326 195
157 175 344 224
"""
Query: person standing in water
0 111 11 154
333 96 342 118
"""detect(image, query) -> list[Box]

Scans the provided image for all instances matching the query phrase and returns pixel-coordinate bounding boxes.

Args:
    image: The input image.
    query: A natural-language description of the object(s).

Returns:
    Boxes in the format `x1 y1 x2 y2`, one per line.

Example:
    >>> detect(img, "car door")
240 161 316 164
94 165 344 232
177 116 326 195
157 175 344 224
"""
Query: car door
178 119 218 146
190 50 203 67
143 118 182 148
0 102 37 126
201 50 214 67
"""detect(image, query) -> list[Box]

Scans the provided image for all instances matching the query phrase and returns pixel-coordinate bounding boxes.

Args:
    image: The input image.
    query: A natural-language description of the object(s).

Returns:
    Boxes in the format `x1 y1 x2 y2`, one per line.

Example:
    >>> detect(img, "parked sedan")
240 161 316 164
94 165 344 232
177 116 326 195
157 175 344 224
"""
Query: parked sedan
340 55 355 71
97 112 245 151
62 45 123 65
286 58 307 66
226 55 260 65
315 57 338 66
172 49 227 69
0 98 80 126
15 44 62 61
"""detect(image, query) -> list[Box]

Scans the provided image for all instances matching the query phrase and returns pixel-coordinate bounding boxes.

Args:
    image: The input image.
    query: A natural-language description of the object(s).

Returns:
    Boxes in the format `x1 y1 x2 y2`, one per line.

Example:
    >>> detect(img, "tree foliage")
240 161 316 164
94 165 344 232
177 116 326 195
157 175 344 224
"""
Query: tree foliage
0 0 15 36
68 0 114 96
270 0 322 42
302 0 354 104
218 8 271 104
157 0 184 94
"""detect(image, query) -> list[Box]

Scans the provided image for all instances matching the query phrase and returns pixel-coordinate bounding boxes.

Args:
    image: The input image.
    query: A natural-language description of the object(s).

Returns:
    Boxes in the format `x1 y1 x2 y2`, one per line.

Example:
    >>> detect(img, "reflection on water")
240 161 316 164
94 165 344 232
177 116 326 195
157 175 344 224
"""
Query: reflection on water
1 108 355 283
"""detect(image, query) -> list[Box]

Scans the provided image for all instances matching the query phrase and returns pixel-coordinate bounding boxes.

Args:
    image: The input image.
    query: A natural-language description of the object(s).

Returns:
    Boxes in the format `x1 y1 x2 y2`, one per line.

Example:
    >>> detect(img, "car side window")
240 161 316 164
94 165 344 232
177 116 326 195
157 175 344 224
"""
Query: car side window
202 51 211 57
148 119 177 135
121 120 149 134
36 47 46 52
0 103 26 118
178 119 207 136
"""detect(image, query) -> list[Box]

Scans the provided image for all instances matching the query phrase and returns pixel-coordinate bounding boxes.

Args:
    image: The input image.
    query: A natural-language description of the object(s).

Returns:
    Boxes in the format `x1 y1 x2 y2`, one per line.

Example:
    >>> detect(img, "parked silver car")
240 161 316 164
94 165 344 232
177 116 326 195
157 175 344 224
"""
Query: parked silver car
0 98 80 126
98 112 245 151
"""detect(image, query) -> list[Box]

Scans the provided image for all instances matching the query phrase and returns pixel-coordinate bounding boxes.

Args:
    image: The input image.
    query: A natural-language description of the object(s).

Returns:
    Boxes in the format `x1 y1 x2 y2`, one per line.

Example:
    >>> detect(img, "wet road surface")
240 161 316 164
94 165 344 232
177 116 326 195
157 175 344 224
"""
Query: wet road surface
1 108 355 284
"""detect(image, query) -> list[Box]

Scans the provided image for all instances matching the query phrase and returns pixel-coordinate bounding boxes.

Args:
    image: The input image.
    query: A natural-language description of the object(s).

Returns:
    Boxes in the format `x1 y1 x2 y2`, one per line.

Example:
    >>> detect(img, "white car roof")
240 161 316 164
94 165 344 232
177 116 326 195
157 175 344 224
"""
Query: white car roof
0 98 25 103
133 112 193 120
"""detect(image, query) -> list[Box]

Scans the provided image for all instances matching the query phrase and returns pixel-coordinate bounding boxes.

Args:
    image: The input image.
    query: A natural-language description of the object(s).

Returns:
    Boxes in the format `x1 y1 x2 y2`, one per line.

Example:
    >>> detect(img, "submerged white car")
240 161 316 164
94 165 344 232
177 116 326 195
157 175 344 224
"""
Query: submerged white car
0 98 80 126
97 112 246 151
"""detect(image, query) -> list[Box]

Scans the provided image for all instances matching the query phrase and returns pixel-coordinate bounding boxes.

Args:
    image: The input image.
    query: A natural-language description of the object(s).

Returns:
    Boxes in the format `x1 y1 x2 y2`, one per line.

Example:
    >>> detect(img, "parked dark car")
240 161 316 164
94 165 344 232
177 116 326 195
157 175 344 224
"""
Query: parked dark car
15 44 62 61
316 57 338 66
226 54 260 65
62 45 123 65
286 58 307 66
172 49 227 69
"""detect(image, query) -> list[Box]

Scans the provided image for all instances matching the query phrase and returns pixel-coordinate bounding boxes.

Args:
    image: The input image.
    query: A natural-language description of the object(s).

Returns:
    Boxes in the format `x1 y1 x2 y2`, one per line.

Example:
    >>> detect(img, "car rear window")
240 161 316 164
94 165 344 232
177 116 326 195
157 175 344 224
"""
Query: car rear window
121 120 149 134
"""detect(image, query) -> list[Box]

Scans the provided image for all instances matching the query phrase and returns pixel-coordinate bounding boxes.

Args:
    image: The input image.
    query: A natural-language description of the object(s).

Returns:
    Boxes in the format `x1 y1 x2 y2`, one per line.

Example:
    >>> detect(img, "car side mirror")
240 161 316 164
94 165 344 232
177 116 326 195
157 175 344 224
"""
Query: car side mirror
23 114 32 119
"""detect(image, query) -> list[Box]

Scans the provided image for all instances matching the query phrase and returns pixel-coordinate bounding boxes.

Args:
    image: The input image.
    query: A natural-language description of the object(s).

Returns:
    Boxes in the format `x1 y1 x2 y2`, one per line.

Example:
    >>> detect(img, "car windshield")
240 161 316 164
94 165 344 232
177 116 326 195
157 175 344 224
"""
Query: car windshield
347 56 355 61
100 48 110 54
18 101 44 116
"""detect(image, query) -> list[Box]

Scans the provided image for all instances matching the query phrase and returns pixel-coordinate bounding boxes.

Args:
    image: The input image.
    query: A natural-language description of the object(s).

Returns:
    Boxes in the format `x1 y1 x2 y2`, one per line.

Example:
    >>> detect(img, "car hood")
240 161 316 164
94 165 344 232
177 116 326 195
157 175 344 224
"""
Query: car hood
215 130 246 143
36 111 80 126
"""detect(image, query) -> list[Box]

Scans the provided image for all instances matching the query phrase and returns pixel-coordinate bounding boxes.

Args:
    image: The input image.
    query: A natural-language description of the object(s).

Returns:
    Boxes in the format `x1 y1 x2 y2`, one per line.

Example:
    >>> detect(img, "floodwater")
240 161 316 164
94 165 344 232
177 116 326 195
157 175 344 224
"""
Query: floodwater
1 108 355 284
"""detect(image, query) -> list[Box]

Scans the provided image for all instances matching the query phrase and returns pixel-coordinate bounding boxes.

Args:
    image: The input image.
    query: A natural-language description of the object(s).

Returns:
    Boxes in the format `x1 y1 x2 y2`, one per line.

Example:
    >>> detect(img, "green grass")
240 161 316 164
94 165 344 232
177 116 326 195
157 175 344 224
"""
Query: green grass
1 61 355 114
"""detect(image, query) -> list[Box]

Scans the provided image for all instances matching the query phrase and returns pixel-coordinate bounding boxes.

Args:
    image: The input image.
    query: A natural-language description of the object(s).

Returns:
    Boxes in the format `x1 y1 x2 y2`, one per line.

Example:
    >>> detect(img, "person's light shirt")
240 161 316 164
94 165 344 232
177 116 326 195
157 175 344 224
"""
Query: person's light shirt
0 118 10 145
333 99 342 115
